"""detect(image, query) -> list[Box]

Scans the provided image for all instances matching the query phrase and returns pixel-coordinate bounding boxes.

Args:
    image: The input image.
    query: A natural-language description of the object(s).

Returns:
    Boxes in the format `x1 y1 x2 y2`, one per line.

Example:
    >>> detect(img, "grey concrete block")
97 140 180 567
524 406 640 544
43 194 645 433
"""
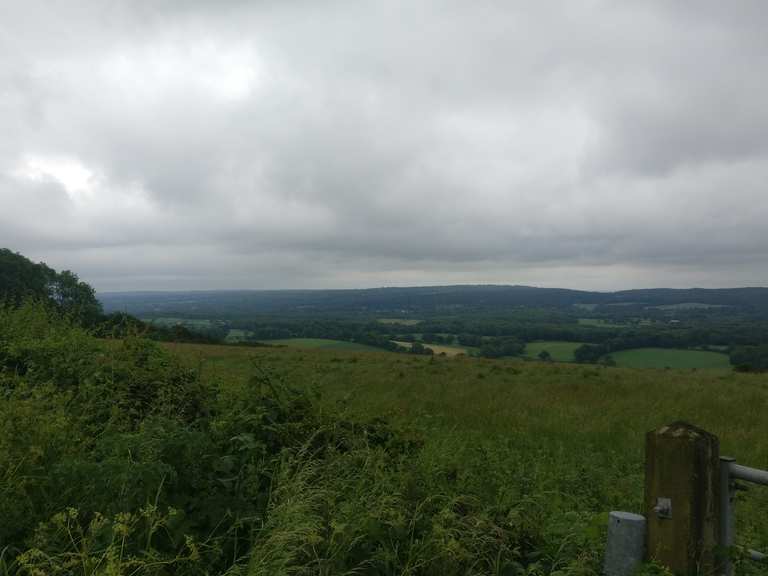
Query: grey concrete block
604 511 646 576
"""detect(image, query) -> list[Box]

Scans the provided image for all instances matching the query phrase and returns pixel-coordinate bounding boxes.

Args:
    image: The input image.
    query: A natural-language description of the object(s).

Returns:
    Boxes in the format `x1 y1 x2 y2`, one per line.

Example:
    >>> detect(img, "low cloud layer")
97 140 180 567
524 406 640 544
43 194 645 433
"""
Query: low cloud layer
2 0 767 290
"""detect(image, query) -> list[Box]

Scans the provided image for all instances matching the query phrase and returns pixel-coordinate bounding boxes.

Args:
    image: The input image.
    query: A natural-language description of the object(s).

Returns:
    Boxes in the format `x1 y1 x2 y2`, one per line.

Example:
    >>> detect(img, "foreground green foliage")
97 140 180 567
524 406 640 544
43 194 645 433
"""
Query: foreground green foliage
0 303 603 575
3 302 767 575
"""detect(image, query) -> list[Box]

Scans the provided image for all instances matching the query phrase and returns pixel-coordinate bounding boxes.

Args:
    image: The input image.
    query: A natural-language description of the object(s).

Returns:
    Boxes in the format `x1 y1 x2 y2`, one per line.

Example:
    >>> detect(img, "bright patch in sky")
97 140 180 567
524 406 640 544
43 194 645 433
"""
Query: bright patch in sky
202 44 259 102
12 155 96 202
101 39 260 103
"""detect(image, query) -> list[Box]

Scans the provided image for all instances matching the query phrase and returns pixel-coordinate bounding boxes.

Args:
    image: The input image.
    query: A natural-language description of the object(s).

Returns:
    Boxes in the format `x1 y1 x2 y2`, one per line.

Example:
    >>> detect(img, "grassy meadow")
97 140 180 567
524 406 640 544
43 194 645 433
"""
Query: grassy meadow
165 340 768 571
167 341 765 452
607 347 731 370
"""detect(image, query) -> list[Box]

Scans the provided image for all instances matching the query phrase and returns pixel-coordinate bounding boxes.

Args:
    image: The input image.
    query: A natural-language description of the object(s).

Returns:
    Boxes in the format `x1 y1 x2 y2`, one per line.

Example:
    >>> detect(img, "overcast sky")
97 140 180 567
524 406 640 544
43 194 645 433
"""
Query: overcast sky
1 1 767 291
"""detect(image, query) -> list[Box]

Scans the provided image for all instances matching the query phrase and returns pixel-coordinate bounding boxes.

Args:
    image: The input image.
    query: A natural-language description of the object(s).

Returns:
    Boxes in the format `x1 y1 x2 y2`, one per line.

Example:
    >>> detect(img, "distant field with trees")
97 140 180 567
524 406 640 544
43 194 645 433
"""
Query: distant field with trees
393 340 471 356
524 341 584 362
98 284 768 370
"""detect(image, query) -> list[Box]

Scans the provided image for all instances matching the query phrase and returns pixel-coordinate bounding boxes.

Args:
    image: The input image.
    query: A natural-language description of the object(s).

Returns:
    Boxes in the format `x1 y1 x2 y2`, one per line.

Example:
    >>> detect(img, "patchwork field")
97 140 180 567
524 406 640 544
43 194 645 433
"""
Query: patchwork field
392 340 471 356
423 343 473 356
607 347 731 369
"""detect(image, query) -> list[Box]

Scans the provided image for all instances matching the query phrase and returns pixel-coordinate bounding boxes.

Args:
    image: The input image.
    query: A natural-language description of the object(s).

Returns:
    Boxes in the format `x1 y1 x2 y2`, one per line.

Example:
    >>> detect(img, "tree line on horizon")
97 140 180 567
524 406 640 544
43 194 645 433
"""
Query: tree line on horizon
4 246 768 371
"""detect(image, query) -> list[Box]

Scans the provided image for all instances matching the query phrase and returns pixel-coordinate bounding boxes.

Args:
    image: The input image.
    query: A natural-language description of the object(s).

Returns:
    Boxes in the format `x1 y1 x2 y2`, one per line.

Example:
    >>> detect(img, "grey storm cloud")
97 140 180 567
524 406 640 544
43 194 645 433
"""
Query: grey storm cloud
1 0 768 290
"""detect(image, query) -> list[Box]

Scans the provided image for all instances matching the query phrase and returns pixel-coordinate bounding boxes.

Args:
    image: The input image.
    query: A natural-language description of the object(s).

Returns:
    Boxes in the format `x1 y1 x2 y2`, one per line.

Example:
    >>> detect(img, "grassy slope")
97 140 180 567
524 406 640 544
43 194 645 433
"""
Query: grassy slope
524 341 583 362
165 342 764 449
164 342 768 557
165 342 764 462
608 347 731 369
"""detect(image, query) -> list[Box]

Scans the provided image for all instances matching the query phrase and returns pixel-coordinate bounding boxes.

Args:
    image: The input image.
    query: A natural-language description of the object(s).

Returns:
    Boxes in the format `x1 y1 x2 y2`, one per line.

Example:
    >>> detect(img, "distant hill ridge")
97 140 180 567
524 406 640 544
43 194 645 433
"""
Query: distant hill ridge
99 284 768 316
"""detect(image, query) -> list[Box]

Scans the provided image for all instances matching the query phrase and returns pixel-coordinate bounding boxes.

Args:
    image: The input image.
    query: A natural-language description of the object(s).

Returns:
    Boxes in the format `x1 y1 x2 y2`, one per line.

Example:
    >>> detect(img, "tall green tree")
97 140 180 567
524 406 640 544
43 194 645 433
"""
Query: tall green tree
48 269 103 324
0 248 102 324
0 248 54 304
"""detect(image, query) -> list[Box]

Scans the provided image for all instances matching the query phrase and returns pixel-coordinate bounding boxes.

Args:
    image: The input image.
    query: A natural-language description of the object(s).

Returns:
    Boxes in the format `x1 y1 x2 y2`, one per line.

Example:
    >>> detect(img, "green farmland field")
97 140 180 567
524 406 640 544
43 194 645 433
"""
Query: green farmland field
393 340 472 356
524 340 583 362
607 347 731 369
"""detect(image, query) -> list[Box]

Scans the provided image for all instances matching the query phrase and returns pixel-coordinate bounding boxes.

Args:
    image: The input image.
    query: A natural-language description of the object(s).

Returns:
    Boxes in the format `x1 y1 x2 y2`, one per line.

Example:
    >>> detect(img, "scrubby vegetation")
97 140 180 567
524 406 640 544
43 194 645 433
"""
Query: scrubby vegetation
0 302 613 575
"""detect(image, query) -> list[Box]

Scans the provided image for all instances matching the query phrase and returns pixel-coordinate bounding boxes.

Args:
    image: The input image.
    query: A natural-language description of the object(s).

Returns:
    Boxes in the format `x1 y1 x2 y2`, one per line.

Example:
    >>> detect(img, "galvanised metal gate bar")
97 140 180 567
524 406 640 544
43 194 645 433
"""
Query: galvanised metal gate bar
720 456 768 575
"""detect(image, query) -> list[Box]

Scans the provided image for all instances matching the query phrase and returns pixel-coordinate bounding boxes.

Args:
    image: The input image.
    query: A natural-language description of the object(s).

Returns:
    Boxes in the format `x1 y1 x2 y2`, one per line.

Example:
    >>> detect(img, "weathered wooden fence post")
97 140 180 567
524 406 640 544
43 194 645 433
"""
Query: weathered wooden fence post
645 422 721 575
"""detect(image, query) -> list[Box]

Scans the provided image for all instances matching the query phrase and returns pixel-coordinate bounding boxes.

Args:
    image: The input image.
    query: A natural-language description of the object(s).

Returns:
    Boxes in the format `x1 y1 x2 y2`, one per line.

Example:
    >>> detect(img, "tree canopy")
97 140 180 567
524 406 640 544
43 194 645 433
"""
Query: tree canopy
0 248 102 324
